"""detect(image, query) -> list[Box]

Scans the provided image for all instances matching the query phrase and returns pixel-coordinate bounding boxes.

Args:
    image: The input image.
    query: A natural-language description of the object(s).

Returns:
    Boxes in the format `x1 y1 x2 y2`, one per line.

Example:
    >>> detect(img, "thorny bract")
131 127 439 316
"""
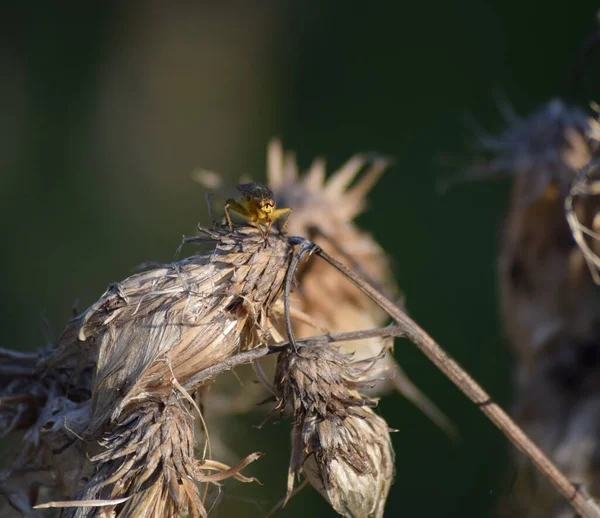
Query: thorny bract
225 182 292 242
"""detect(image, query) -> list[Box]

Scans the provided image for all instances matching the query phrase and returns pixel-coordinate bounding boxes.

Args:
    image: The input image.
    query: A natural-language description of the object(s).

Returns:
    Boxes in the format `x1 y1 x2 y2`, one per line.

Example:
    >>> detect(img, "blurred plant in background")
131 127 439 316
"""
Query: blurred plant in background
468 98 600 517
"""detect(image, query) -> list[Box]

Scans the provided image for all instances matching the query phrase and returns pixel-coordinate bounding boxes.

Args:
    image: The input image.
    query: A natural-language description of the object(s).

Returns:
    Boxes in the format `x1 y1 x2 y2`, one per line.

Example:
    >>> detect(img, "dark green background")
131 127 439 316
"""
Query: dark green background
1 3 599 517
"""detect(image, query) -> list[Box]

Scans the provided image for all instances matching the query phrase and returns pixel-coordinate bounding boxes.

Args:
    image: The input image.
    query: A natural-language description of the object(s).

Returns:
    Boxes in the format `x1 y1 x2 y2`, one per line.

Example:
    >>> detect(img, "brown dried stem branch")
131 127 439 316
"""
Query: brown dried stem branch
286 237 600 518
183 325 403 392
566 160 600 284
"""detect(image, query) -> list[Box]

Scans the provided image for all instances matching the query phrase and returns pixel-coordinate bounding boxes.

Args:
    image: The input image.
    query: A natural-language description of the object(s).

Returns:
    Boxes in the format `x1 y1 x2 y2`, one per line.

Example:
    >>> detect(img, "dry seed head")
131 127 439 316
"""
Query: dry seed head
267 139 395 363
64 400 203 518
54 226 292 438
0 346 92 514
1 226 292 515
480 101 600 359
471 99 597 204
275 345 394 518
275 343 380 419
267 140 454 435
195 140 450 431
485 100 600 516
303 410 394 518
63 400 261 518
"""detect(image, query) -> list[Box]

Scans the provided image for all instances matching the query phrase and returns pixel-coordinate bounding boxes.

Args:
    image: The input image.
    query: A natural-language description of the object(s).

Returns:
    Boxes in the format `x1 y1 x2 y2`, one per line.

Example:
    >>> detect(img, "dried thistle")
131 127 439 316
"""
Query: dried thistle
274 344 394 518
54 226 290 437
265 140 453 435
1 227 292 516
472 99 600 516
61 400 261 518
0 346 92 516
4 138 600 518
194 140 453 434
470 99 597 203
475 100 600 360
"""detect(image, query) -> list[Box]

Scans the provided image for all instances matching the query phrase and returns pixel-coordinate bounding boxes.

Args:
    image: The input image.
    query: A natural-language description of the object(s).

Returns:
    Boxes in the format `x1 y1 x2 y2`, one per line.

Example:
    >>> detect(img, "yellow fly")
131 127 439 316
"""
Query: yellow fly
225 183 292 241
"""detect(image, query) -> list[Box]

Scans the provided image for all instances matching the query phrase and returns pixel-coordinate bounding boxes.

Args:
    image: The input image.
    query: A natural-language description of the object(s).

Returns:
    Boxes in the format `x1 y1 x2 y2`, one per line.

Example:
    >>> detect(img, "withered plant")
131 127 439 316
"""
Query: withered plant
1 142 600 518
199 140 455 437
466 97 600 517
1 227 292 518
275 345 394 517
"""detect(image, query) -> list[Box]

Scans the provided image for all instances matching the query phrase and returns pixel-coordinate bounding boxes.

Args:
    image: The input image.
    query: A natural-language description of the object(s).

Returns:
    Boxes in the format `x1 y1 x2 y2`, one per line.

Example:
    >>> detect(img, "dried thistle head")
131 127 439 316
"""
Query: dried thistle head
266 139 394 360
275 344 394 518
2 226 293 515
266 140 454 435
476 100 600 360
192 140 396 359
63 399 261 518
0 346 92 515
481 101 600 517
470 99 598 203
53 226 292 438
192 140 453 435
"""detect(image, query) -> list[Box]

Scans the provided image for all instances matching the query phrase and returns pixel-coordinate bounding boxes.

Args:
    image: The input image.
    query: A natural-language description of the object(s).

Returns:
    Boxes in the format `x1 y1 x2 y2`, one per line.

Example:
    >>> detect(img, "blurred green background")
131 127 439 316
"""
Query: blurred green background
1 3 599 517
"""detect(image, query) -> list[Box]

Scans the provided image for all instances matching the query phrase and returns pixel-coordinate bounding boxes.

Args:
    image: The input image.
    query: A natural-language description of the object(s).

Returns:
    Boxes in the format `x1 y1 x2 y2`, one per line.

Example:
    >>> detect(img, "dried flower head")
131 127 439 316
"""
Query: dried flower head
0 346 92 515
470 99 598 204
54 226 291 438
266 139 393 359
63 399 261 518
482 100 600 517
194 140 452 434
1 226 292 516
475 100 600 359
275 344 394 518
266 140 454 435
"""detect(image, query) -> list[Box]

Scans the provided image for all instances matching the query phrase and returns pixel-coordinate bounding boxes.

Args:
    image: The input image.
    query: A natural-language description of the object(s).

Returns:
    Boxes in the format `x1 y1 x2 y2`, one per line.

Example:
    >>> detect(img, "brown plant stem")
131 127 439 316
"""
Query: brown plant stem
183 325 403 392
286 237 600 518
566 160 600 284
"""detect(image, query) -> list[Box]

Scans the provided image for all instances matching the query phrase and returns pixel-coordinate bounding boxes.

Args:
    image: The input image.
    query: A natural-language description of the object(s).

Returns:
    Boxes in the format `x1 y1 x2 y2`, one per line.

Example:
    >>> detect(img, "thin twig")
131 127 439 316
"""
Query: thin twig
287 237 600 518
284 238 317 352
566 160 600 284
303 225 396 301
182 325 403 392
